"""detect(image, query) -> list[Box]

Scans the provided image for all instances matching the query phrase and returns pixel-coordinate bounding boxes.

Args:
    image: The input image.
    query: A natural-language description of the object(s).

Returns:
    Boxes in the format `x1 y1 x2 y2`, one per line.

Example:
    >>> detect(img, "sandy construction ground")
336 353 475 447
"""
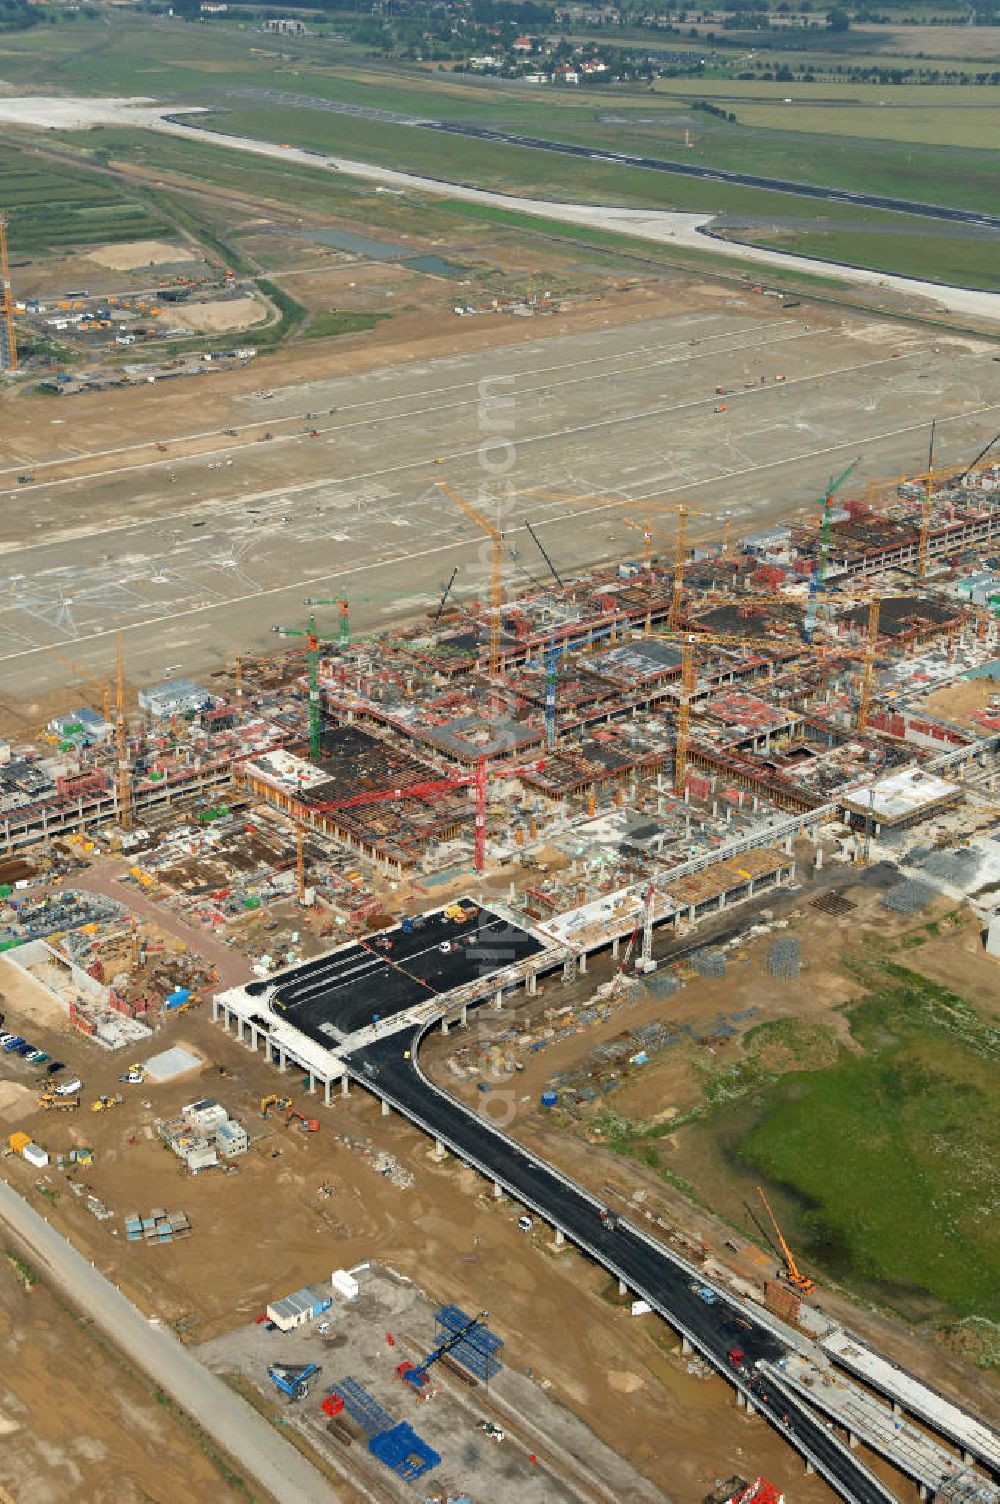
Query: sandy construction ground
87 239 197 270
168 295 267 333
0 292 997 707
0 1252 248 1503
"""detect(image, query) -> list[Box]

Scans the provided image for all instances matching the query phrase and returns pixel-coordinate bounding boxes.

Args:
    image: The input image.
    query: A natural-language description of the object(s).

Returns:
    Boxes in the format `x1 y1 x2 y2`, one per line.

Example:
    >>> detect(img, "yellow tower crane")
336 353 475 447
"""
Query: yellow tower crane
437 481 504 677
856 596 882 734
0 213 16 374
115 630 132 832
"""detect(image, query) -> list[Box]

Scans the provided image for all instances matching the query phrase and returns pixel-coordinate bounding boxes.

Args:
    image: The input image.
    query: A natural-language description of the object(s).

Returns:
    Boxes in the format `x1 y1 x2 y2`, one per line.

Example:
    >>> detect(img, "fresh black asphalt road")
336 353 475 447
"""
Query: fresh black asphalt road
425 120 1000 230
346 1023 899 1504
246 904 543 1043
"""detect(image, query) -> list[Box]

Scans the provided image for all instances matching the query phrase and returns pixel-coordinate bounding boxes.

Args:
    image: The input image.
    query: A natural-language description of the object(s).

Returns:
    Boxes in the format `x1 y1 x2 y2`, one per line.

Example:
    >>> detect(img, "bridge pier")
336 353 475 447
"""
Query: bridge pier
554 1228 564 1247
277 1047 286 1072
612 937 620 959
526 973 537 997
341 1075 350 1098
307 1070 315 1095
324 1078 331 1107
578 952 587 974
460 1004 468 1025
493 1181 503 1199
804 1460 815 1477
849 1432 858 1450
236 1016 244 1043
381 1098 390 1118
736 1390 745 1410
434 1138 446 1160
249 1024 259 1051
212 998 220 1023
265 1038 273 1064
494 988 503 1009
618 1278 627 1297
441 1017 449 1036
745 1400 756 1417
682 1336 692 1356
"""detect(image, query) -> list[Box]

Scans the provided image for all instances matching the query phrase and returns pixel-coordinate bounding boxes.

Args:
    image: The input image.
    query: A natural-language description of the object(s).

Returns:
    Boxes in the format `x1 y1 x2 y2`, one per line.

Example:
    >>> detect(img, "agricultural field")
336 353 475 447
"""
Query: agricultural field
0 142 174 258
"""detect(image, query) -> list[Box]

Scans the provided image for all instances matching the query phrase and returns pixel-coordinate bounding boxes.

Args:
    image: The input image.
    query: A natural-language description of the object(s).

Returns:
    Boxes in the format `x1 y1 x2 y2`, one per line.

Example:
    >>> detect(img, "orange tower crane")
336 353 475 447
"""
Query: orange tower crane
756 1185 815 1294
437 481 504 677
0 213 16 374
856 596 882 734
115 631 132 832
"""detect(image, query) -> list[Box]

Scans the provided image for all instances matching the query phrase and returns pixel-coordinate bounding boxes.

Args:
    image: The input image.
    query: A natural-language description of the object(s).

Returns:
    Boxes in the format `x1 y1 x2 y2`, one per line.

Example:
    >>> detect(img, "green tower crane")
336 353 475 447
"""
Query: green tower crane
271 610 334 762
304 596 350 649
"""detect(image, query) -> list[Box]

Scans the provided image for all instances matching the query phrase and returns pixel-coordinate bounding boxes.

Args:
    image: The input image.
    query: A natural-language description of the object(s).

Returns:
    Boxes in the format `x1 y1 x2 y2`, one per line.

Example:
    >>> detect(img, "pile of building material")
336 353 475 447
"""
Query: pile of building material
881 878 937 915
764 936 801 980
124 1208 192 1243
691 947 728 978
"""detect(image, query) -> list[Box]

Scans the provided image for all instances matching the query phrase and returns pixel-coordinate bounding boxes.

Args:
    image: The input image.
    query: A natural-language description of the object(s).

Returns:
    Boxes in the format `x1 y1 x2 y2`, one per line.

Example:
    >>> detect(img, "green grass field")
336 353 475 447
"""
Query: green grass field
738 957 1000 1322
4 16 998 301
736 225 1000 291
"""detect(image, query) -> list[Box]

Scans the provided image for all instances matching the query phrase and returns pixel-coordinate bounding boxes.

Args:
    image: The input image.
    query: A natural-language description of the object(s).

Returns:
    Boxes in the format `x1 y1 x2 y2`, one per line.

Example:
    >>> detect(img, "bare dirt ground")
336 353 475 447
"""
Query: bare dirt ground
85 239 197 270
921 674 1000 729
0 1248 245 1504
850 22 1000 57
167 295 268 333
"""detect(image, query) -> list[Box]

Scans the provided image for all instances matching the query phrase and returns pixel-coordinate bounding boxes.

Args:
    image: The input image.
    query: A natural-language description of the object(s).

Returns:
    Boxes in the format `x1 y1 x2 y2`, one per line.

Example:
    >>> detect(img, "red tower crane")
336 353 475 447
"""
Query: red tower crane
308 756 543 873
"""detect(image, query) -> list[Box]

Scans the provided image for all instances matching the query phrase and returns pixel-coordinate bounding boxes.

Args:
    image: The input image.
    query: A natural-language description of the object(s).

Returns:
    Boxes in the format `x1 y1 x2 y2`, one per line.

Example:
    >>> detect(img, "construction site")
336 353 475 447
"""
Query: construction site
2 201 1000 1503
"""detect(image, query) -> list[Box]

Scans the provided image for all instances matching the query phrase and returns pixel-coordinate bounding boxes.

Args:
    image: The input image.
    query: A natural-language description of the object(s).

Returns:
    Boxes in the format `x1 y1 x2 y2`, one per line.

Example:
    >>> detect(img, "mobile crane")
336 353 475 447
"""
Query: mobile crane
396 1309 490 1389
756 1185 815 1295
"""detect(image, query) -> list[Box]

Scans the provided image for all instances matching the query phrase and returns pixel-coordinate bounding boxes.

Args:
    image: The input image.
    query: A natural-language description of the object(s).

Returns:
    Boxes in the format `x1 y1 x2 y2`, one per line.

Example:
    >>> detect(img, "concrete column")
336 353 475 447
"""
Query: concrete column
460 1004 468 1025
434 1139 446 1160
849 1433 858 1450
265 1037 272 1064
236 1016 244 1043
682 1336 692 1356
736 1390 745 1410
579 952 587 975
493 1180 503 1199
745 1400 756 1417
212 997 220 1022
381 1098 390 1118
918 1486 929 1502
784 835 793 854
527 972 537 996
612 937 620 959
324 1078 331 1107
250 1025 258 1051
494 988 503 1009
341 1075 349 1098
441 1017 450 1036
554 1228 564 1247
815 846 823 871
278 1048 286 1071
618 1278 627 1297
963 1452 973 1466
307 1071 315 1095
892 1401 902 1418
805 1461 815 1477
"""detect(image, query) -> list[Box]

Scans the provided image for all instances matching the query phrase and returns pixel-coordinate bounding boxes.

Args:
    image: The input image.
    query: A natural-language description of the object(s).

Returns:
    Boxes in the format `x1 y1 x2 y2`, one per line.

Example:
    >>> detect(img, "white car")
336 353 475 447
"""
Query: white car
517 1215 533 1233
55 1077 82 1097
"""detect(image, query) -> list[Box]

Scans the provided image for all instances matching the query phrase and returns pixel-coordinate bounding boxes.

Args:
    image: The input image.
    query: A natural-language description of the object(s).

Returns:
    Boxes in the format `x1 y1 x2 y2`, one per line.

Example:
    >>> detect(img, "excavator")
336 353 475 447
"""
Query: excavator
756 1186 815 1295
285 1107 320 1134
260 1094 292 1119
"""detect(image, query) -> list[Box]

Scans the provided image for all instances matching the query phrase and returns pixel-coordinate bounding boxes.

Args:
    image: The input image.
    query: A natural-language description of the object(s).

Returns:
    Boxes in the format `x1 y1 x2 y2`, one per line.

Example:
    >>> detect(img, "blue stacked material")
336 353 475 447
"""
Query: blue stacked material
540 1090 558 1108
433 1306 503 1381
368 1422 440 1481
327 1378 395 1436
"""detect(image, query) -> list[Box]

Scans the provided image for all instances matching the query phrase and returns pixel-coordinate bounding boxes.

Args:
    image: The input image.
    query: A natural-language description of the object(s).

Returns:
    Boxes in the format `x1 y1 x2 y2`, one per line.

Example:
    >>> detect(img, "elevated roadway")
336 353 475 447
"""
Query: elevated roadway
344 1022 900 1504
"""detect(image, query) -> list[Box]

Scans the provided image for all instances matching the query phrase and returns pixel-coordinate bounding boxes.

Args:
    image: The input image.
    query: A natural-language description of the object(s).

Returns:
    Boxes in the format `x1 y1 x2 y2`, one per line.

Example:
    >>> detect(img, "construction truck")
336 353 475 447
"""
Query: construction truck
91 1094 124 1113
39 1093 80 1111
119 1064 147 1085
260 1094 292 1119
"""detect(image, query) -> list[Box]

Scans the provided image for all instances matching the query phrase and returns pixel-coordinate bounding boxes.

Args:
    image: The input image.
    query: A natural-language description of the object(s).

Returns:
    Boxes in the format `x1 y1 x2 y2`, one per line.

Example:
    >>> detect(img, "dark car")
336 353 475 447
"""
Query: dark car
46 1060 66 1075
13 1042 35 1057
